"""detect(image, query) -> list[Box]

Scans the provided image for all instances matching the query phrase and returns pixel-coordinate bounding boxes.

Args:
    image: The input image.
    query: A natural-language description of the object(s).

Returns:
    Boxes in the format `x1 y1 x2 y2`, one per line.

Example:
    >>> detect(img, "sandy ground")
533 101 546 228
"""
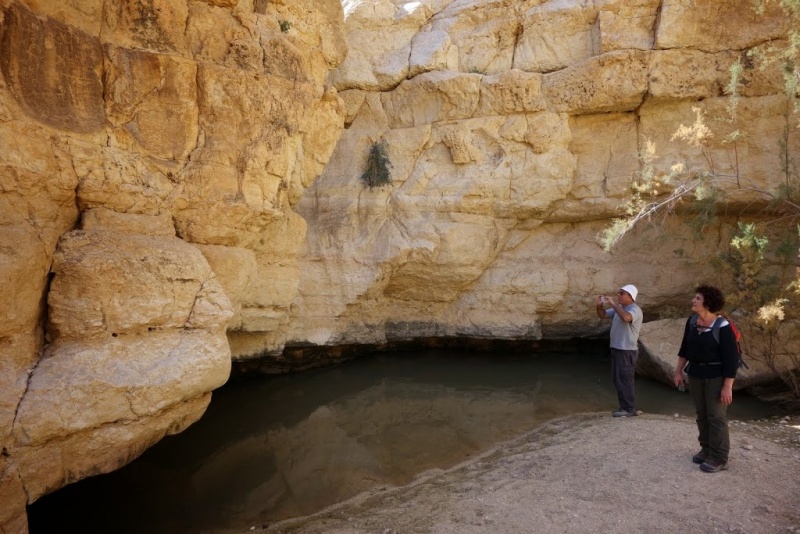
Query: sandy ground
255 413 800 534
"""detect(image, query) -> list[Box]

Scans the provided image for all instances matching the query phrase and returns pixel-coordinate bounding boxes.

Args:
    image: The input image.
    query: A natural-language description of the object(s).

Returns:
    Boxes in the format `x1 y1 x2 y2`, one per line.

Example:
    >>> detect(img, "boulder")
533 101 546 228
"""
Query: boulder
9 228 233 506
47 230 232 338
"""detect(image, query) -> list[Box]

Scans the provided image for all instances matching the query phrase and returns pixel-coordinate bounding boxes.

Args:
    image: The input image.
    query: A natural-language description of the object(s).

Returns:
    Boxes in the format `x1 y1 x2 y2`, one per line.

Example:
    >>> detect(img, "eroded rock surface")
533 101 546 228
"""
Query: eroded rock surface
1 0 798 531
288 0 796 354
0 0 346 530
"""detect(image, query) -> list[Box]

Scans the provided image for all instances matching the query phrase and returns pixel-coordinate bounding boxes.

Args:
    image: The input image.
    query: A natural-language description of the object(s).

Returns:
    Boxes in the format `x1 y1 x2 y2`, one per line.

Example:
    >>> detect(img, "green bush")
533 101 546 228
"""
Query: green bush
360 141 392 188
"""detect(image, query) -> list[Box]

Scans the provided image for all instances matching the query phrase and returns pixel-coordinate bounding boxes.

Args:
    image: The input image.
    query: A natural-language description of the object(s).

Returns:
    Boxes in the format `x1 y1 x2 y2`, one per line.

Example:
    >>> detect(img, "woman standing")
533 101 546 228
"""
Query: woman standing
673 285 739 473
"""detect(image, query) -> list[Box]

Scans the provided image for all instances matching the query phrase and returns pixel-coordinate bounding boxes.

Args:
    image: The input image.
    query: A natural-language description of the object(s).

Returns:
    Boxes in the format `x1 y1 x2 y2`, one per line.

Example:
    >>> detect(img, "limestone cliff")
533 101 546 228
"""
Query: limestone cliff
0 0 345 530
0 0 797 532
278 0 796 355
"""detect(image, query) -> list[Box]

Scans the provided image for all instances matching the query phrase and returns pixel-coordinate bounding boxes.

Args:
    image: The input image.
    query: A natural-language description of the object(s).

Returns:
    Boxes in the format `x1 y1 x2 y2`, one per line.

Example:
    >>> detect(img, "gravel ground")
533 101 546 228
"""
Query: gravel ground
252 413 800 534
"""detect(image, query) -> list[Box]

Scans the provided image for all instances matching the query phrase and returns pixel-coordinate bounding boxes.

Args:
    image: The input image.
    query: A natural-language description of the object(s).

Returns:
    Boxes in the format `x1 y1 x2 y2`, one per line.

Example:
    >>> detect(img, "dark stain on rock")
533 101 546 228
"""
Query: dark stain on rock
254 0 269 15
127 0 173 52
0 3 105 133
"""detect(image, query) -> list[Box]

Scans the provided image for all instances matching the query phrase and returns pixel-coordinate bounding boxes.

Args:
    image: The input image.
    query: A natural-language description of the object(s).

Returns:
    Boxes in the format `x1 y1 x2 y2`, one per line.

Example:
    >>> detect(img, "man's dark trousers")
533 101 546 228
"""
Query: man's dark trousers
611 348 637 412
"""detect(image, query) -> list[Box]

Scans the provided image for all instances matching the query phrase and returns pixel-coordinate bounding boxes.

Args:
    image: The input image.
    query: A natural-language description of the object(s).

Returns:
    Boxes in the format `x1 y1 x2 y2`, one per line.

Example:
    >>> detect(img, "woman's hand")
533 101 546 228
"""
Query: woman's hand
673 368 684 389
674 357 688 389
721 384 734 405
720 378 735 405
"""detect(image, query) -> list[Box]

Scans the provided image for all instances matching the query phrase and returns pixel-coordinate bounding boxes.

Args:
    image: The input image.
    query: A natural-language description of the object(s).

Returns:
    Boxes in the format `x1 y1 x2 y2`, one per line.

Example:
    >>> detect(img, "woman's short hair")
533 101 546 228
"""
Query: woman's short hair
696 284 725 313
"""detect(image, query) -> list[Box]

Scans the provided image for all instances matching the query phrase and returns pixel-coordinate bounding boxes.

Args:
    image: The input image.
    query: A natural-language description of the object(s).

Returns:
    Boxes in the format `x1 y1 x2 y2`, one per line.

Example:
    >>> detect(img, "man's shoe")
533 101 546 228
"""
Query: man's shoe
692 451 708 464
612 409 637 417
700 458 728 473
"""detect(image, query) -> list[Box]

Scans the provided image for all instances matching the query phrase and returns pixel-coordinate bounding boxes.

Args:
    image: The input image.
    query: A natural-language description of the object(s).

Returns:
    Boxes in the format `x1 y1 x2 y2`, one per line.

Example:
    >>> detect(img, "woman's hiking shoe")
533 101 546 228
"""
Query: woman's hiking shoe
700 458 728 473
611 409 637 417
692 451 708 464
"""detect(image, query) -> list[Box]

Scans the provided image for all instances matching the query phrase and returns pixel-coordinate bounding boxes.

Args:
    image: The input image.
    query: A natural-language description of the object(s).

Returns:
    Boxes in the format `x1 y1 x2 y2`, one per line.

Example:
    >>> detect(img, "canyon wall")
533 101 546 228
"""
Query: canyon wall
0 0 797 531
0 0 345 530
277 0 797 356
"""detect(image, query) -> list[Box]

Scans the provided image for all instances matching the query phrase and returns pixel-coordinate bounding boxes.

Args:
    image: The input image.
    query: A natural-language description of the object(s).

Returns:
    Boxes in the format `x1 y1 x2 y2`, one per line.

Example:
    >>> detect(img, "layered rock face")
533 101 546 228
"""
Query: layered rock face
0 0 345 530
282 0 798 353
0 0 797 531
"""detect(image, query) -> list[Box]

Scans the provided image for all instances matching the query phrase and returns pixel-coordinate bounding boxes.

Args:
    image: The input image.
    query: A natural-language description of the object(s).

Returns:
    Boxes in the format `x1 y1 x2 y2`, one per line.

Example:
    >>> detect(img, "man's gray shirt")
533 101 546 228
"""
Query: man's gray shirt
606 303 643 350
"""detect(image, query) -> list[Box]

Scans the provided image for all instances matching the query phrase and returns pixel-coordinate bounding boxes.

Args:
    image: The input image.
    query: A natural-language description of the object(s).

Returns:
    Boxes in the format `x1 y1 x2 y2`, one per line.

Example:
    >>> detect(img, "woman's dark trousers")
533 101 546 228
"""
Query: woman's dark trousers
688 375 730 462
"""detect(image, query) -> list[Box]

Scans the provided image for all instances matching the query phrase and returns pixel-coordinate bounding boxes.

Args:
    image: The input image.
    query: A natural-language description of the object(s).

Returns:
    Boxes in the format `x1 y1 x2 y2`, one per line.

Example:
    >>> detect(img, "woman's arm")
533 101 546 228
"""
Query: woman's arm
674 356 688 388
718 323 738 405
718 323 740 379
674 318 692 389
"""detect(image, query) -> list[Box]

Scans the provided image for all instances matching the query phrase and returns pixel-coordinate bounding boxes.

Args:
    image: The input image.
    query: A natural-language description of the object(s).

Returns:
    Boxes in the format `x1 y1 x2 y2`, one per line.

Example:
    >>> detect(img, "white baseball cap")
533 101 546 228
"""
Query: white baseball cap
620 284 638 301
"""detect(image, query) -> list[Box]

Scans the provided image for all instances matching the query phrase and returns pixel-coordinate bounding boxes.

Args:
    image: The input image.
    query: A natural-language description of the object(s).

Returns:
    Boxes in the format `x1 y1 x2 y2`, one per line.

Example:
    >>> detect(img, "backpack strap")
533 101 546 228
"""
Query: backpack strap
710 316 722 344
690 314 722 344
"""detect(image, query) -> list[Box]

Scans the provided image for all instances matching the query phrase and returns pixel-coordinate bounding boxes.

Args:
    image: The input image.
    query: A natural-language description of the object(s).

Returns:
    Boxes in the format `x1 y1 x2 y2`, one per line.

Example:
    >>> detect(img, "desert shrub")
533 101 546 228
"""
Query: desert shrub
360 141 392 188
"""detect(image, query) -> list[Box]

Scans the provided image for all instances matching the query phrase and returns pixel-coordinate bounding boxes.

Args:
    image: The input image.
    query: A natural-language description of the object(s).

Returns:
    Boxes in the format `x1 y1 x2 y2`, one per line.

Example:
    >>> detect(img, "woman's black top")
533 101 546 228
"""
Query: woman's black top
677 316 739 379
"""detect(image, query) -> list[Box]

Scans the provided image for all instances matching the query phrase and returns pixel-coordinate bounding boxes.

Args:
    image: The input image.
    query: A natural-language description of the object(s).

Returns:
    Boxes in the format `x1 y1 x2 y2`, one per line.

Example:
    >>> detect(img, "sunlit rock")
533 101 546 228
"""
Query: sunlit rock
514 0 600 73
381 71 482 128
1 0 798 529
0 0 346 528
477 70 546 117
542 50 649 114
656 0 789 52
594 0 659 53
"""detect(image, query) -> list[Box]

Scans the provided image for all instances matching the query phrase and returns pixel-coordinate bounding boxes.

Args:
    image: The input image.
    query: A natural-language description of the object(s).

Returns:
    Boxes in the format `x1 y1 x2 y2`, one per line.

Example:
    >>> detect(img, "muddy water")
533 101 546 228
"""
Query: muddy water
27 341 776 533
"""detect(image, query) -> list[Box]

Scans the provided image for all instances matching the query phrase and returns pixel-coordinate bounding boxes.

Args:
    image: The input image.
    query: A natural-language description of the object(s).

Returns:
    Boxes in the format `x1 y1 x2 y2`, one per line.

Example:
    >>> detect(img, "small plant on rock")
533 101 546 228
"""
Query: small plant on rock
279 20 291 33
361 141 392 188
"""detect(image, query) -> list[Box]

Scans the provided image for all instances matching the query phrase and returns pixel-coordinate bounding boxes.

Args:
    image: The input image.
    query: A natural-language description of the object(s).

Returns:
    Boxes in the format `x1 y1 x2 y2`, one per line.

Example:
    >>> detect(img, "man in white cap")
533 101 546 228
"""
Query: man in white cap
596 284 643 417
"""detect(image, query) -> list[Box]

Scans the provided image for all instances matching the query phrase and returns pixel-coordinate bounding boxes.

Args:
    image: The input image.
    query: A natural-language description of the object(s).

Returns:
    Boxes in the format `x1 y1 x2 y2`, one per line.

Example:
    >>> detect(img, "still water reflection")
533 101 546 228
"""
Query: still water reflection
28 341 776 533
